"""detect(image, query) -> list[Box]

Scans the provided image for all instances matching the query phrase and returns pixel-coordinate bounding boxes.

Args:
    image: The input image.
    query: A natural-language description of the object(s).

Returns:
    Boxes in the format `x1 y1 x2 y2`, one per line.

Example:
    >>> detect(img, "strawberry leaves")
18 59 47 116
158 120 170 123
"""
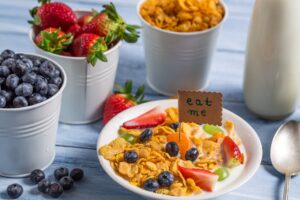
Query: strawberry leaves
115 80 146 104
87 37 108 66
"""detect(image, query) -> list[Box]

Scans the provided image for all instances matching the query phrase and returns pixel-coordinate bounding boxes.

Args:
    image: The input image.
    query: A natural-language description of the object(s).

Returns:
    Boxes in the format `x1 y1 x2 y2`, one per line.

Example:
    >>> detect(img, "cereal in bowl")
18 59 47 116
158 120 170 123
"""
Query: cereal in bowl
99 106 245 196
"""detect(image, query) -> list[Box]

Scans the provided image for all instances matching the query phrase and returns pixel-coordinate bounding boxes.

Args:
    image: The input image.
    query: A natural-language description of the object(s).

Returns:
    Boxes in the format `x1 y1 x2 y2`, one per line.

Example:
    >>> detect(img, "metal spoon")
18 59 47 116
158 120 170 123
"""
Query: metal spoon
271 120 300 200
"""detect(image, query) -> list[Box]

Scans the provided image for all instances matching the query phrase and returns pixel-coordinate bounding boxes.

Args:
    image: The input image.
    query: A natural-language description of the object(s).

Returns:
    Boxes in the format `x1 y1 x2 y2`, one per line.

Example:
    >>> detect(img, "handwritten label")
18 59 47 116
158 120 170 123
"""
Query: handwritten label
178 91 223 125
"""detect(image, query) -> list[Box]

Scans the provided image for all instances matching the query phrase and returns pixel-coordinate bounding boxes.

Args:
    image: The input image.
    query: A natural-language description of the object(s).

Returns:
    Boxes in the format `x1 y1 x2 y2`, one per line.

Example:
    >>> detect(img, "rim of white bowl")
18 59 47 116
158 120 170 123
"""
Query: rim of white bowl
97 99 263 200
137 0 228 36
0 52 67 112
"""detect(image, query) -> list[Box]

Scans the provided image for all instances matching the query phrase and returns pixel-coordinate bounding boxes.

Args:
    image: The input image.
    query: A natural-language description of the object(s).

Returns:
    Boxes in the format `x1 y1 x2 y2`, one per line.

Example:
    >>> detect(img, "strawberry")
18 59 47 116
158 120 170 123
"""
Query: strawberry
78 3 140 44
71 33 108 65
67 24 81 36
122 106 166 129
103 80 146 124
35 27 73 54
29 0 76 30
178 165 218 192
60 51 72 56
221 136 244 168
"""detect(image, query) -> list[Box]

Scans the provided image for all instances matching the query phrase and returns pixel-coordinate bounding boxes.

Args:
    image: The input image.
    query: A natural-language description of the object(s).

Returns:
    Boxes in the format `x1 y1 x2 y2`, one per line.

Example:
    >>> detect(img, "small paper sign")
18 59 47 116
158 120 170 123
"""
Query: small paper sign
178 91 223 125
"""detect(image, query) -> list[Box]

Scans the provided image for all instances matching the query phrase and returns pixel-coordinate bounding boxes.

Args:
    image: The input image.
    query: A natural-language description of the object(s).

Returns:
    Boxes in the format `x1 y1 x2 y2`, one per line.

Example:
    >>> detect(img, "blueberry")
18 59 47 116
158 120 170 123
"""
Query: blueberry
6 183 23 199
1 49 15 59
15 83 33 97
48 84 59 97
12 60 27 76
70 168 84 181
35 77 48 96
139 128 152 142
165 142 179 157
48 183 63 198
54 167 69 181
59 176 74 190
22 58 33 69
22 72 37 84
30 169 45 184
2 58 16 69
50 77 62 86
6 74 19 90
39 61 56 78
54 69 60 77
28 93 45 105
38 179 50 193
13 96 28 108
158 171 174 187
0 56 3 65
33 58 42 67
0 65 10 77
0 90 14 103
0 95 6 108
0 77 5 85
169 123 179 131
143 179 159 192
124 150 139 163
185 147 199 162
13 53 25 60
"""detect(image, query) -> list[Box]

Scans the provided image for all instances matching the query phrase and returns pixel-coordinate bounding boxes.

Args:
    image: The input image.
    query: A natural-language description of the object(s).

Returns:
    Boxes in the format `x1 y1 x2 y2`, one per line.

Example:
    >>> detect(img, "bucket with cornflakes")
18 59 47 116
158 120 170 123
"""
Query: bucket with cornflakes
137 0 228 96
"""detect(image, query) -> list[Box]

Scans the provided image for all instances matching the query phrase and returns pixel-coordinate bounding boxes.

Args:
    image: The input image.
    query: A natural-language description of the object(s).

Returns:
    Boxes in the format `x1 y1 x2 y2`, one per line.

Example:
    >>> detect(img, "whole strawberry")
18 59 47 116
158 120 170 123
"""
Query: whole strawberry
29 0 77 30
35 27 73 54
103 80 146 124
71 33 108 65
78 3 140 44
78 9 98 26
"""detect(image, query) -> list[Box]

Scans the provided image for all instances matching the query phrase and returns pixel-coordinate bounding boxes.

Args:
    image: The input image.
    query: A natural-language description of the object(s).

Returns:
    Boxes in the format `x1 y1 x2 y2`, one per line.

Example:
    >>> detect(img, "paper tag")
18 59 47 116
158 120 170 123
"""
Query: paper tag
178 91 223 125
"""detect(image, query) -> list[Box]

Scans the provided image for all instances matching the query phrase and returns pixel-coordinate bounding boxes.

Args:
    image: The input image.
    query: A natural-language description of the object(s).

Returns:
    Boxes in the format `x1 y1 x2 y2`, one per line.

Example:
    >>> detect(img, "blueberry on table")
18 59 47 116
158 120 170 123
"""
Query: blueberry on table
0 65 10 77
165 142 179 157
1 49 15 59
38 179 51 193
22 72 37 85
30 169 46 184
13 96 28 108
28 93 45 105
59 176 74 190
6 74 19 90
0 95 6 108
70 168 84 181
2 58 16 69
15 83 33 97
39 61 57 78
185 147 199 162
143 179 160 192
124 150 139 163
0 90 14 103
54 167 69 181
7 183 23 199
47 84 59 97
139 128 152 142
48 183 63 198
158 171 174 187
169 123 179 131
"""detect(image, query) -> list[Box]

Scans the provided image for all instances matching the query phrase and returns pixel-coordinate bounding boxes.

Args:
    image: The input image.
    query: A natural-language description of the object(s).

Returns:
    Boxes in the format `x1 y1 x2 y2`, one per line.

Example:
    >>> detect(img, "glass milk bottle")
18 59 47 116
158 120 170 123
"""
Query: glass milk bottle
244 0 300 120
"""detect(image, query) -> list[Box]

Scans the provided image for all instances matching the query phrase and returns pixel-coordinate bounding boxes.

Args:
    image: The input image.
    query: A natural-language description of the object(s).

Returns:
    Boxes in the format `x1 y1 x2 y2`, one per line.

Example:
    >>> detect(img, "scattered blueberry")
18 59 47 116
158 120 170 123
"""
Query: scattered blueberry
39 61 56 78
59 176 74 190
165 142 179 157
0 65 10 77
38 179 51 193
54 167 69 181
0 95 6 108
139 128 152 142
30 169 46 184
28 93 45 105
70 168 84 181
2 58 16 69
6 183 23 199
50 77 62 86
6 74 19 90
143 179 160 192
15 83 33 97
158 171 174 187
1 49 15 59
35 76 48 96
13 96 28 108
124 150 139 163
169 123 179 131
48 183 63 198
0 90 14 103
22 72 37 84
48 84 59 97
185 147 199 162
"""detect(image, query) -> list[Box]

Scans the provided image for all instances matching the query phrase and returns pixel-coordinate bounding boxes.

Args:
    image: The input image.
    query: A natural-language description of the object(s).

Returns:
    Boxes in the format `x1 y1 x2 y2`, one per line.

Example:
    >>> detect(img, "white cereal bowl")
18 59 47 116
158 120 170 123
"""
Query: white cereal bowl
97 99 262 200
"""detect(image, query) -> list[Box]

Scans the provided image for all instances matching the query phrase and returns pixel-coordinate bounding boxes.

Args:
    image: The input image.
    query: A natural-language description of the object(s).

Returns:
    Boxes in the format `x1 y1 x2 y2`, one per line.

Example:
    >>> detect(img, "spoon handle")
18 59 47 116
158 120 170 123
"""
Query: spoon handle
283 174 291 200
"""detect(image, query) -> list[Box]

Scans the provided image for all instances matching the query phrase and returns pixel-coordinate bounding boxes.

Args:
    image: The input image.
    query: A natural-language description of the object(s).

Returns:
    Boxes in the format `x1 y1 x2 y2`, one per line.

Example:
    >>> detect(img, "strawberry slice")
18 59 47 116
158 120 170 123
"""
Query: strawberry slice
221 136 244 168
178 165 218 192
122 106 166 129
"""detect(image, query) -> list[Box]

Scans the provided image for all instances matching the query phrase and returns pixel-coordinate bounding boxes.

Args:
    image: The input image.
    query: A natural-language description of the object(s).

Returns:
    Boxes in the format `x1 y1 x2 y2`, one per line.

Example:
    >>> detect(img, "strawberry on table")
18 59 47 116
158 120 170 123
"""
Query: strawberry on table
221 136 244 168
71 33 108 65
35 27 73 54
103 80 146 125
178 165 218 192
122 106 166 129
29 0 77 30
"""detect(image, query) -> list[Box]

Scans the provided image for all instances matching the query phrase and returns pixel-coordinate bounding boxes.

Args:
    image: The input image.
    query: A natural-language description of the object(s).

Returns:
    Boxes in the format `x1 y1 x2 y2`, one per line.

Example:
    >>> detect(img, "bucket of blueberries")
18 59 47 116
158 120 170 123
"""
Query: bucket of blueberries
0 49 66 177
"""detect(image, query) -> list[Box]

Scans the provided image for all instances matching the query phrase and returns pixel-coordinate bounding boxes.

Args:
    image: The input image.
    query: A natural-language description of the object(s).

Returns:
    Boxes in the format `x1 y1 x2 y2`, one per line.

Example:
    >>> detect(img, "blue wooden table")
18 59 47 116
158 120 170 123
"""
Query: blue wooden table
1 0 300 199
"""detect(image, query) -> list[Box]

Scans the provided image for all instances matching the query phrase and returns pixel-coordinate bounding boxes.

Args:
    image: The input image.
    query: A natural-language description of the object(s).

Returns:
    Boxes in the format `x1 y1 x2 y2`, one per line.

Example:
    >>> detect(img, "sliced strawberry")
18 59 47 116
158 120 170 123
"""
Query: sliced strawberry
178 165 218 192
221 136 244 168
122 106 166 129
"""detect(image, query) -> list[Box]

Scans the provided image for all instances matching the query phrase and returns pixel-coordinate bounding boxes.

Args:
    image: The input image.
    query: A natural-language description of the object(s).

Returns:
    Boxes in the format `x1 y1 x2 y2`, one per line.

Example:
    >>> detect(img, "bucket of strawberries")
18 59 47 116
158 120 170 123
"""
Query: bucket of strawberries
28 0 140 124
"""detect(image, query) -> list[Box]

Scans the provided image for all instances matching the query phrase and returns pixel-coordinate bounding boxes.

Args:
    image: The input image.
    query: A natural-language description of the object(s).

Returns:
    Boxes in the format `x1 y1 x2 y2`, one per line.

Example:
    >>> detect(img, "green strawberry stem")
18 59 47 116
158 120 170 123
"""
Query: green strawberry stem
87 37 108 66
115 80 146 104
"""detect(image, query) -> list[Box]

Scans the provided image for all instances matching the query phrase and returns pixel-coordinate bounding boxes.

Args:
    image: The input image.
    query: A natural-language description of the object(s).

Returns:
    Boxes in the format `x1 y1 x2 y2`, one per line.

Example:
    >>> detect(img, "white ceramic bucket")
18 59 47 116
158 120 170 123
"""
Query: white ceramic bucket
137 1 228 96
0 53 66 178
29 11 120 124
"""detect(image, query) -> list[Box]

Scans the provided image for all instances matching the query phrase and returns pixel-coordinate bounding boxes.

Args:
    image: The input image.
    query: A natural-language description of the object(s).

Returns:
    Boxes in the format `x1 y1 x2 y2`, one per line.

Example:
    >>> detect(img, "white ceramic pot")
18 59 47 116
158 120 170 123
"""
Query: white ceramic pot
137 1 228 96
0 53 66 178
29 11 120 124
